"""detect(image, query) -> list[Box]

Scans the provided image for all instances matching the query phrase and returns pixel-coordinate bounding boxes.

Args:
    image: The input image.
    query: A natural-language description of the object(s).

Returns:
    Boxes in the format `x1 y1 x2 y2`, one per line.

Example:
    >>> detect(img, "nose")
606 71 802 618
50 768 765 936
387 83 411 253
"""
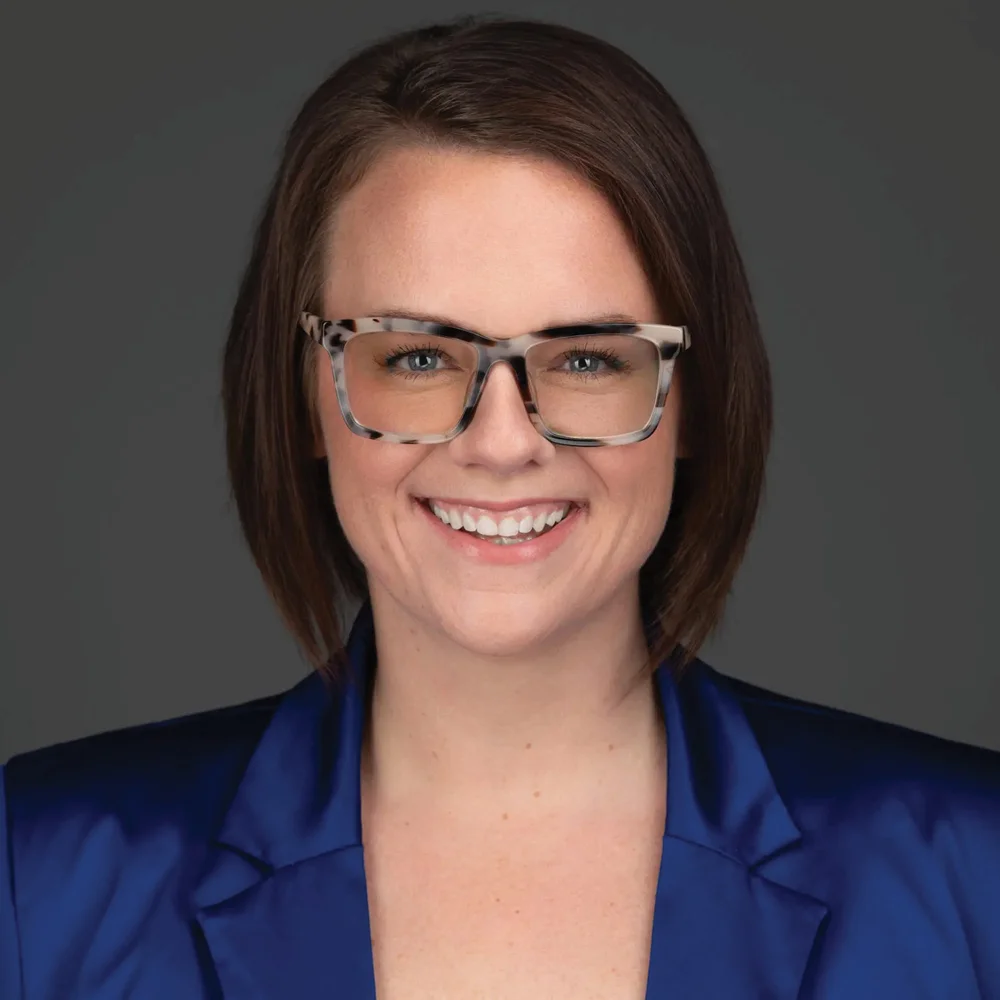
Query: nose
446 362 555 472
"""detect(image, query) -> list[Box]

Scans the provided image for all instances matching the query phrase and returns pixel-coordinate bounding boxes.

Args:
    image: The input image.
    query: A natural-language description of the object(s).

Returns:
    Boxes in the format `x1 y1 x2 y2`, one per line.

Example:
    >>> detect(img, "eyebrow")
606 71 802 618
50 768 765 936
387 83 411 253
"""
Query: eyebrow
364 306 644 329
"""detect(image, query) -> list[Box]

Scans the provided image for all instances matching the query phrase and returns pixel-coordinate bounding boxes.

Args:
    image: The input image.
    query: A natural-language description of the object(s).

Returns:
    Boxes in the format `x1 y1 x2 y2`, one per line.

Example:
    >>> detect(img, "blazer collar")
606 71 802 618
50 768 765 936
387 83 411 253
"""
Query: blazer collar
660 649 803 866
202 609 372 872
193 603 828 998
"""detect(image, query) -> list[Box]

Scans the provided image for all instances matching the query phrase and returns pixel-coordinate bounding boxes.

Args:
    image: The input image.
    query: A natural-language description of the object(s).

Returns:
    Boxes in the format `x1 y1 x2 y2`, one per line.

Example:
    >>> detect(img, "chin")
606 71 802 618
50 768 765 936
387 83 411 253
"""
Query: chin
424 591 570 658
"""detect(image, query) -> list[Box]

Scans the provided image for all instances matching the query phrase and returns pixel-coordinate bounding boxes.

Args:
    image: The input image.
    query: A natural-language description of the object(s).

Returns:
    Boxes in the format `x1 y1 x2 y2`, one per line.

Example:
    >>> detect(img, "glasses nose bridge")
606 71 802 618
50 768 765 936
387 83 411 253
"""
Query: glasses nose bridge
477 347 534 409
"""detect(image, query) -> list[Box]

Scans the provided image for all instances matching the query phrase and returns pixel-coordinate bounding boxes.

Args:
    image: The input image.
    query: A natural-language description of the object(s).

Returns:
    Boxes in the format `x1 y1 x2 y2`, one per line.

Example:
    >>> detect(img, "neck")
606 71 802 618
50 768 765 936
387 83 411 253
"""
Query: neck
360 581 666 823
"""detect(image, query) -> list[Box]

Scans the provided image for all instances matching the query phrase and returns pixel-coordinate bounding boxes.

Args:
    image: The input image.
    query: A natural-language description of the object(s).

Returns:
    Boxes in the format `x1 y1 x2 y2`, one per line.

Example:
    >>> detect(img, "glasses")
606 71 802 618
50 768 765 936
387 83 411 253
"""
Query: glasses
299 313 690 447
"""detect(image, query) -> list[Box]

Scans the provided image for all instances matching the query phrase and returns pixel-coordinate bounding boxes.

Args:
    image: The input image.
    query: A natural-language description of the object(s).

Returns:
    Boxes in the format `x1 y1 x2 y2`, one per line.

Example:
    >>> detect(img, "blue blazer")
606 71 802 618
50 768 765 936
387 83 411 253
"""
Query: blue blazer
3 604 999 998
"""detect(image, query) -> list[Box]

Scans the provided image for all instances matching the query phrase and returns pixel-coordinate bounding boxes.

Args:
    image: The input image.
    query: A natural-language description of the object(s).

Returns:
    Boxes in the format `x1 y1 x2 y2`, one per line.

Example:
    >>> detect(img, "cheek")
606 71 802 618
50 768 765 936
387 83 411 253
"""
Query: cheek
587 423 678 541
596 444 675 507
316 371 427 555
315 364 380 521
324 423 418 518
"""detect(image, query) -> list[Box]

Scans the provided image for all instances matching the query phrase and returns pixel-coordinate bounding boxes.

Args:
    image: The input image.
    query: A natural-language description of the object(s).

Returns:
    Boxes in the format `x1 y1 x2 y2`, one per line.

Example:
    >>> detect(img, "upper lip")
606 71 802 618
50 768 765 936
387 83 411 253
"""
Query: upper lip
417 496 583 510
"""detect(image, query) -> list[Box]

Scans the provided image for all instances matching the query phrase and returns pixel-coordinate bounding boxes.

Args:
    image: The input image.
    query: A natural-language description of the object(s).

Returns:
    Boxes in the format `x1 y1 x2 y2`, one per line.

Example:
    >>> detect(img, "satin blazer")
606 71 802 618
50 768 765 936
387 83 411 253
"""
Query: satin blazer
2 603 999 999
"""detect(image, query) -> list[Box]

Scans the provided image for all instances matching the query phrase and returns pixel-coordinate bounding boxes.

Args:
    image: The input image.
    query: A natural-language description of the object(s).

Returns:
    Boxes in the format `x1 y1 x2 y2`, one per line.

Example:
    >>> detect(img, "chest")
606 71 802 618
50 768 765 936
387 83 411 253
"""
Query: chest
363 816 664 1000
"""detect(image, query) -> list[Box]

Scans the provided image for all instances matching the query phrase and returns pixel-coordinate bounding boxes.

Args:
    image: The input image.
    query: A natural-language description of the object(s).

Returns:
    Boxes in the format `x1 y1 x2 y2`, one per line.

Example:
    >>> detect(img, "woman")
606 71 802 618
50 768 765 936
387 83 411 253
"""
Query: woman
2 14 998 999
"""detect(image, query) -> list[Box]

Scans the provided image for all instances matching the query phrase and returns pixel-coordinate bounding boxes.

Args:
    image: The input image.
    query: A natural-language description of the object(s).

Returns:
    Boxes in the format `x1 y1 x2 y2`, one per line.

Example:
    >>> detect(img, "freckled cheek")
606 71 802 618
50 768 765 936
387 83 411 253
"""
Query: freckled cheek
587 440 676 501
315 371 395 489
327 438 416 509
313 370 392 551
584 445 676 546
323 430 428 554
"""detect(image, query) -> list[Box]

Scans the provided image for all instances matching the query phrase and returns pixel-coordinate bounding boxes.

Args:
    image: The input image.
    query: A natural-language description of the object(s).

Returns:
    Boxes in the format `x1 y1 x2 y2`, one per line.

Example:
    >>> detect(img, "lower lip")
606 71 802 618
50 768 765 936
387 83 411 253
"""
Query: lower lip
413 499 584 565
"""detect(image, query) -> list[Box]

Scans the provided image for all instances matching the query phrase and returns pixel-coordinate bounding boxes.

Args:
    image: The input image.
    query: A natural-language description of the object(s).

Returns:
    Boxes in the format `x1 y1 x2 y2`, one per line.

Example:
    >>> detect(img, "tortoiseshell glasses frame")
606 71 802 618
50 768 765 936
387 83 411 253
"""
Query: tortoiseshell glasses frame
299 313 691 447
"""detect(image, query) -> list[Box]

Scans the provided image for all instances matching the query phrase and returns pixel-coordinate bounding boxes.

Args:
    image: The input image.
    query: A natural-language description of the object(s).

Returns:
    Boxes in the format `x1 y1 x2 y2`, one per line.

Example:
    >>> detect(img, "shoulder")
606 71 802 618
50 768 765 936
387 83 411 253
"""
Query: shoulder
2 688 285 899
692 665 1000 987
0 688 300 996
713 665 1000 809
705 663 1000 884
4 688 283 827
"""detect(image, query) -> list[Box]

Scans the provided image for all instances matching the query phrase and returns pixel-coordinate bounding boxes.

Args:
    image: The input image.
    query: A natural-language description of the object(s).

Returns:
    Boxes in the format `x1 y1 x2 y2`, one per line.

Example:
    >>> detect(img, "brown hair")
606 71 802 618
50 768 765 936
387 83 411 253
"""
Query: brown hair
222 14 772 677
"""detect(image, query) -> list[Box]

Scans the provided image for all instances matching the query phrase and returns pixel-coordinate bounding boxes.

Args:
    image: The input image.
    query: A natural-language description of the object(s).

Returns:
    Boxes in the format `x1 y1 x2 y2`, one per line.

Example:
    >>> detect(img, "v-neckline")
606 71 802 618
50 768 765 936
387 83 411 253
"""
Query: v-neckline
192 603 828 999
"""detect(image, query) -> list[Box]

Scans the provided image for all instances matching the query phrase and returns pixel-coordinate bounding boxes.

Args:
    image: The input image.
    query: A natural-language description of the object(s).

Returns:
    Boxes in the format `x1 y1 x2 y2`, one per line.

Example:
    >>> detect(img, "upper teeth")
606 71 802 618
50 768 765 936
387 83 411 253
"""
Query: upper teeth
428 502 571 537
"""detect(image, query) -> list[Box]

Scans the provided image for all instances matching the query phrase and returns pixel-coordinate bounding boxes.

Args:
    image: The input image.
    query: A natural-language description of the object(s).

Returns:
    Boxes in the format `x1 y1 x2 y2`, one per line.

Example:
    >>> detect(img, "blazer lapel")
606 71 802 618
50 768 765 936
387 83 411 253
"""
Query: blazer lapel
195 846 374 998
643 661 829 999
191 603 828 999
191 606 379 999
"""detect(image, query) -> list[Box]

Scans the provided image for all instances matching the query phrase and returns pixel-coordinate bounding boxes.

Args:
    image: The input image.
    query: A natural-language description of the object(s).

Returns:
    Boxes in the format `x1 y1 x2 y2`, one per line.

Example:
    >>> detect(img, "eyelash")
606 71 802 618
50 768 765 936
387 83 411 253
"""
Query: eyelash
382 343 445 356
379 343 452 367
559 346 630 372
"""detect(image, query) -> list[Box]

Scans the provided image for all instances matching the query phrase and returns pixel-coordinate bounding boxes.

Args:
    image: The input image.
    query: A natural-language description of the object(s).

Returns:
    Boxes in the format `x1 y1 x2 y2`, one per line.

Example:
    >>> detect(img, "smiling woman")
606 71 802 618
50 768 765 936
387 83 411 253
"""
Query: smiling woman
301 144 695 663
2 13 1000 1000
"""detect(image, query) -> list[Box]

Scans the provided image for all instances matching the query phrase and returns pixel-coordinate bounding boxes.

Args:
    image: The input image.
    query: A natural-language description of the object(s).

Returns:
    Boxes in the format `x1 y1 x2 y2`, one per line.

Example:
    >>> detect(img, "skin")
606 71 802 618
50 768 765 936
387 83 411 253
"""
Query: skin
314 144 683 822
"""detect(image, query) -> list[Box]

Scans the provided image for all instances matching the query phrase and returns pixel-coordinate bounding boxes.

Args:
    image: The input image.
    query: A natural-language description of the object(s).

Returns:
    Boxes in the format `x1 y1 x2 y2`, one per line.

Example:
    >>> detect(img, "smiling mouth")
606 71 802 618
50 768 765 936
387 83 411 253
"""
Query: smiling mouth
416 498 583 545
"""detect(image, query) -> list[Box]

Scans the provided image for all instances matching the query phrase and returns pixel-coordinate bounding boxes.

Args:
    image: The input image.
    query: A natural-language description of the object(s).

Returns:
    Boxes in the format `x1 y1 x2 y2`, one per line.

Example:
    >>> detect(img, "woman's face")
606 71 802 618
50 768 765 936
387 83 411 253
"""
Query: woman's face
316 145 682 657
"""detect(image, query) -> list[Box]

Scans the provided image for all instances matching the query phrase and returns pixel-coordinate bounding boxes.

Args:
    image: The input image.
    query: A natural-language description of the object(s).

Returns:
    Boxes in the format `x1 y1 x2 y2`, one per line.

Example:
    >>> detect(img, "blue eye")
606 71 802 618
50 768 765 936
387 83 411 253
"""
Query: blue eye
382 347 449 373
403 351 441 371
566 355 607 374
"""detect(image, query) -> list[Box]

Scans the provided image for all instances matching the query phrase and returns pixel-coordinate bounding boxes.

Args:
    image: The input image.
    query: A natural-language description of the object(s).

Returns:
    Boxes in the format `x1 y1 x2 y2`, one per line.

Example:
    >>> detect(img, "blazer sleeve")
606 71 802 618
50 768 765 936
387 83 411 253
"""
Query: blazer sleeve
942 764 1000 995
0 766 23 999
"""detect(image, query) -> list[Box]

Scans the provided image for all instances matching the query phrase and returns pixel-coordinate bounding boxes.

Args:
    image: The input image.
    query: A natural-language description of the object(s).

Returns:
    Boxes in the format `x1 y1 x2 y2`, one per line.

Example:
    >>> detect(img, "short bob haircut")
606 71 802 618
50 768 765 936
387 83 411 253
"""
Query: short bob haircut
222 14 772 678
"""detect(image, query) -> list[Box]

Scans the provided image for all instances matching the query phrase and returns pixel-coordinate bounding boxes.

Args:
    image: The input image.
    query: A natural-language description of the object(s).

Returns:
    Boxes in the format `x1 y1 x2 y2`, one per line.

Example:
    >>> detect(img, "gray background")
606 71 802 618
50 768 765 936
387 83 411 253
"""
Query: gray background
1 0 997 761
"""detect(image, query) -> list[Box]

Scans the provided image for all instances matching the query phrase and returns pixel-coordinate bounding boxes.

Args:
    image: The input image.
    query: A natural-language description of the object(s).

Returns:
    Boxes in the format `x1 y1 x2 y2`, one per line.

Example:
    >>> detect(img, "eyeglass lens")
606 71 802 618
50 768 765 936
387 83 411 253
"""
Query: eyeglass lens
342 331 660 438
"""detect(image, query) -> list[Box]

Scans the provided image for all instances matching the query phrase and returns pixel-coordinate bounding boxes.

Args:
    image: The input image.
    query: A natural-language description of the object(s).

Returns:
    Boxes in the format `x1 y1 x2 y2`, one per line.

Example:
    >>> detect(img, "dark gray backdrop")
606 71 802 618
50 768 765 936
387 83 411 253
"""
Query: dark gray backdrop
1 0 997 760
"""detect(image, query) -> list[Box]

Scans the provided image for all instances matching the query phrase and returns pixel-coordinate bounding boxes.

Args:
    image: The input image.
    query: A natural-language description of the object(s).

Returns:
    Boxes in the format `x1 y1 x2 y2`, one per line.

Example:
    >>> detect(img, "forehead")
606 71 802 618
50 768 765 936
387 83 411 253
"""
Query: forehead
322 145 659 333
